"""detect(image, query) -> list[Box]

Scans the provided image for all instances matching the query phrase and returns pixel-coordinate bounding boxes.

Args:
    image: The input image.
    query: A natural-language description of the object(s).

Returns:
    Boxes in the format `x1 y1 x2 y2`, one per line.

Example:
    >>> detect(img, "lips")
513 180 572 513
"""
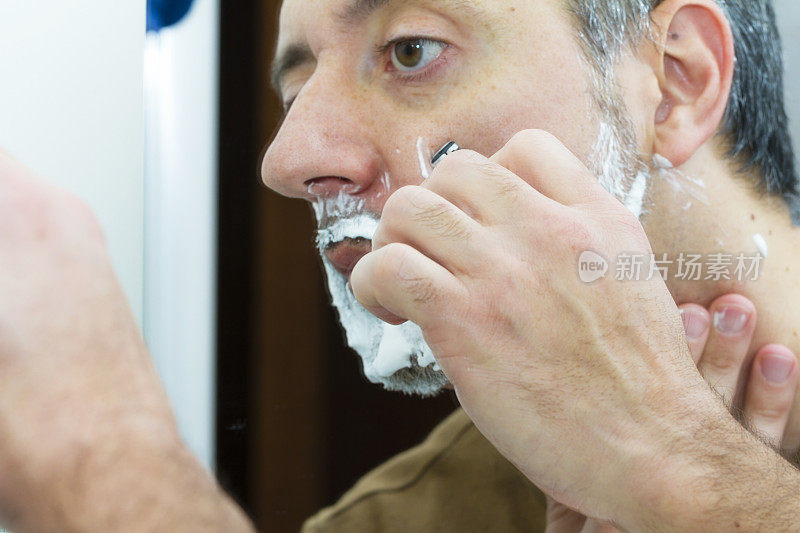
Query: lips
324 238 372 279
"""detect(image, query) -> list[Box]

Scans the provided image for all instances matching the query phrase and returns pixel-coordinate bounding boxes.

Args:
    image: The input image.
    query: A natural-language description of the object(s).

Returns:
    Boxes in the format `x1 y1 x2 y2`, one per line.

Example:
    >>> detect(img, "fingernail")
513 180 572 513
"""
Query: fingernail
713 307 749 336
680 309 708 340
761 352 795 384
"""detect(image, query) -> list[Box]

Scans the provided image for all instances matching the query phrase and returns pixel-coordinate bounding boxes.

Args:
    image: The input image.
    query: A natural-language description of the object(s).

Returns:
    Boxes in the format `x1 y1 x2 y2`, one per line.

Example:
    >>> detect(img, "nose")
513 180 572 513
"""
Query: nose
260 71 382 201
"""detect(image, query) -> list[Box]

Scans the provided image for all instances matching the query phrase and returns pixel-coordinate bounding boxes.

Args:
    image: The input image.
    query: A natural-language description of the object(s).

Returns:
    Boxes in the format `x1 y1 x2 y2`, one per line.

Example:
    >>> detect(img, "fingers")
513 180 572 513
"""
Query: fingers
425 130 605 227
681 294 797 452
374 185 482 274
678 304 711 364
425 148 555 226
696 294 757 407
350 242 464 327
743 344 798 449
489 130 611 207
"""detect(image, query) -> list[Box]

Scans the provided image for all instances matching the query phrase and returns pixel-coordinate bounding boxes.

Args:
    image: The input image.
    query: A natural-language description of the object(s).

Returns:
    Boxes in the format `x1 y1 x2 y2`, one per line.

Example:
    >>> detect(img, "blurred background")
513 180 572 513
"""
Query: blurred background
1 1 799 531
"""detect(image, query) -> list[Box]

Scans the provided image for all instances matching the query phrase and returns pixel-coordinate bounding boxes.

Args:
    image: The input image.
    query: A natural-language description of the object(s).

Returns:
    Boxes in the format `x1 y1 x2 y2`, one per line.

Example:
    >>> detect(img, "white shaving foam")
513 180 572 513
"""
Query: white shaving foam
652 153 709 206
591 121 650 220
652 154 674 169
314 196 446 396
753 233 768 257
593 122 627 200
368 321 439 378
416 137 432 180
312 191 365 223
372 323 414 376
314 192 375 250
316 214 379 250
624 170 649 219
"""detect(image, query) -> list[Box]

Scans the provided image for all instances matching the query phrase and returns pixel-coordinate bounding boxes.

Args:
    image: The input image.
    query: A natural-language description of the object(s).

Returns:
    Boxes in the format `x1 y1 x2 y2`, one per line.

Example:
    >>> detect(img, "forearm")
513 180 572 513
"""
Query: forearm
13 431 254 532
633 411 800 532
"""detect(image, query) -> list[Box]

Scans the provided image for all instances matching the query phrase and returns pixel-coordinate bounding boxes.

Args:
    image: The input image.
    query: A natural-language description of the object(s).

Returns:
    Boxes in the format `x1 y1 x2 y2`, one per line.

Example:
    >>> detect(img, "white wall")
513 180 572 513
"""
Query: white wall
776 1 800 164
0 0 145 324
143 0 219 471
0 0 218 473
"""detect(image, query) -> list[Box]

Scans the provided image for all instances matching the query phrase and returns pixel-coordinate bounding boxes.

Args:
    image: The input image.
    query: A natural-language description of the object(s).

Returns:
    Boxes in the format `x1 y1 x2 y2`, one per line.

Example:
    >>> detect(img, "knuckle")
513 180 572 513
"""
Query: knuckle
416 204 472 242
443 148 482 165
381 186 421 224
477 161 521 194
375 243 411 283
508 129 559 151
386 184 424 209
432 148 482 175
378 243 438 304
749 397 791 421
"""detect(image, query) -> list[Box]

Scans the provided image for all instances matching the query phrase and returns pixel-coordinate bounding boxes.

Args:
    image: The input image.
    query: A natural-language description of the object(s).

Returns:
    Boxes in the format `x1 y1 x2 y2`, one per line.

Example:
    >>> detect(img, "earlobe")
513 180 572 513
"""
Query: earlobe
651 1 735 166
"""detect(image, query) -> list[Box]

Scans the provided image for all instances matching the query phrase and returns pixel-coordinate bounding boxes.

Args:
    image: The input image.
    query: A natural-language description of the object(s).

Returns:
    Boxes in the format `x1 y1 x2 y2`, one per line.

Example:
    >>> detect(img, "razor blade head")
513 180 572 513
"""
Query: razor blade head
431 141 461 167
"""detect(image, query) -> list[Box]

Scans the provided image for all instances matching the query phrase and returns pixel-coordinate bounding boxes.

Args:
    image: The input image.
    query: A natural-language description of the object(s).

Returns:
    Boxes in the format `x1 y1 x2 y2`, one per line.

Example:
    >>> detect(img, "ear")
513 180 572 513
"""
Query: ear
650 1 735 166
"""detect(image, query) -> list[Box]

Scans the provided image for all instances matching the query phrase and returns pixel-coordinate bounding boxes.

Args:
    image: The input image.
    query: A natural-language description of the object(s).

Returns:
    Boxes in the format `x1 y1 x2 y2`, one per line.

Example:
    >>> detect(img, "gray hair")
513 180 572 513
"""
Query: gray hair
564 0 799 222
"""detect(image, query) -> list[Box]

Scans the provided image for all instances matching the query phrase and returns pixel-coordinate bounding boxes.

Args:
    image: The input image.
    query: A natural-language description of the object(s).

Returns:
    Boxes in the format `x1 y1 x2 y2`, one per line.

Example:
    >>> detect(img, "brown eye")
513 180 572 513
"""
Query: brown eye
390 39 446 72
393 40 423 68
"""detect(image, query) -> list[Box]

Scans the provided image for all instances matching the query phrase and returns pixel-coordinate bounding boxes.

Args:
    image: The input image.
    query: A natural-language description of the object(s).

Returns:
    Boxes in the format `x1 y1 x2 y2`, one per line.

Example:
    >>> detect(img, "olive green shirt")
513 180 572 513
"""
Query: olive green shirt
302 408 548 532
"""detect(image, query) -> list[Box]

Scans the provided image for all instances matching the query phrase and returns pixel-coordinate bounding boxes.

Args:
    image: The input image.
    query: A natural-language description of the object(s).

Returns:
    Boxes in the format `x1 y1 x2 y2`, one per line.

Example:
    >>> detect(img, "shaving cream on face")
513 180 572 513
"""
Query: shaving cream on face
624 171 649 219
753 233 768 257
589 123 709 222
314 192 447 396
590 121 651 220
652 153 673 169
416 137 432 180
652 153 709 206
370 321 440 378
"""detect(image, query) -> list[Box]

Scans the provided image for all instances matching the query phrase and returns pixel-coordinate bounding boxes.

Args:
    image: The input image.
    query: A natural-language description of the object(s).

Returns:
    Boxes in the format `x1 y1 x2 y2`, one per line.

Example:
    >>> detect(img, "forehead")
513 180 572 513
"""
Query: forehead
276 0 502 47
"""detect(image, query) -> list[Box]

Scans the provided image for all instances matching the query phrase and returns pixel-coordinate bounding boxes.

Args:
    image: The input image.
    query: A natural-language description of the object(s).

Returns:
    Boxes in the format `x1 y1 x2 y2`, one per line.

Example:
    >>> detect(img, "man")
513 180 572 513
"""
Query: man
0 0 797 531
262 0 800 530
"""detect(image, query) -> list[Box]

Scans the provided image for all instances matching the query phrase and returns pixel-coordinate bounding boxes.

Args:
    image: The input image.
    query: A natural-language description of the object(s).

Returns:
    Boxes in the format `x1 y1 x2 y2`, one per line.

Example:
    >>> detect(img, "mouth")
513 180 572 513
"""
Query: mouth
324 238 372 280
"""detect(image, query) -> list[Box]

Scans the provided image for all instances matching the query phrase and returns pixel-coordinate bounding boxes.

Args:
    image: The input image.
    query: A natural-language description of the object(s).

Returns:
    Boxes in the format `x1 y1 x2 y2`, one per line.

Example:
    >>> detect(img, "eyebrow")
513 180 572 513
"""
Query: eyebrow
336 0 392 23
270 43 315 99
271 0 394 97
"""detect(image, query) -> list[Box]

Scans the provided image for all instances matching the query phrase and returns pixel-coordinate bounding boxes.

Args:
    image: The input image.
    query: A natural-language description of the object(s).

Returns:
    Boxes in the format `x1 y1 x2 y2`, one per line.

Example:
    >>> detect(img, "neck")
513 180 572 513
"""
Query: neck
641 145 800 445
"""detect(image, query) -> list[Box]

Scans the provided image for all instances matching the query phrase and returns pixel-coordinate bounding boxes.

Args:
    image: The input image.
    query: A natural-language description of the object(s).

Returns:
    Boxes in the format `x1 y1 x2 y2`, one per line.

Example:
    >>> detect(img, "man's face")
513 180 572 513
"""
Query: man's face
262 0 648 395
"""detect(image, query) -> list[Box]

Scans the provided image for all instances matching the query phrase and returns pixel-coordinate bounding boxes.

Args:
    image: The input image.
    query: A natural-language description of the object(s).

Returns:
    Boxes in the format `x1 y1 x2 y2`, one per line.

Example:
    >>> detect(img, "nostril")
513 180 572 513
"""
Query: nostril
305 176 361 196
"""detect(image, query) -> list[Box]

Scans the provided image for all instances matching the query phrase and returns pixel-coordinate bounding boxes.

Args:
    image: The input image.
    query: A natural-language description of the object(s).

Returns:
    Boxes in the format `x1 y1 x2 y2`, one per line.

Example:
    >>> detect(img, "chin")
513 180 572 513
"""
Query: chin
370 363 451 397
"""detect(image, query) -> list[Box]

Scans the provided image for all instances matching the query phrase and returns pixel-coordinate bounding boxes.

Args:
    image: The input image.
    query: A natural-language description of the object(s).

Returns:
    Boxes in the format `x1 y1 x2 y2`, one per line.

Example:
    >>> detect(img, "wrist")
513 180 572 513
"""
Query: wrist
626 402 800 532
624 404 735 531
14 420 252 532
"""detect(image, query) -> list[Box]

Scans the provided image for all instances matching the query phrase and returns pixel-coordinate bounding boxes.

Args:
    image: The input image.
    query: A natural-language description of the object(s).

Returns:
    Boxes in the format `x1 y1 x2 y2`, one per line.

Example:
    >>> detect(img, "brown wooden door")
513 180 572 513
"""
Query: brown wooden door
217 2 458 531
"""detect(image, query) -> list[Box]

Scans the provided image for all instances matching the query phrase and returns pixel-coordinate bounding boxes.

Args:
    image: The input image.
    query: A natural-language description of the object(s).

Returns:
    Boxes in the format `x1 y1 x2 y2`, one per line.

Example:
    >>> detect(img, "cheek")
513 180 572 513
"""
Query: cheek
452 83 599 165
478 61 600 164
370 69 599 212
397 60 599 169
